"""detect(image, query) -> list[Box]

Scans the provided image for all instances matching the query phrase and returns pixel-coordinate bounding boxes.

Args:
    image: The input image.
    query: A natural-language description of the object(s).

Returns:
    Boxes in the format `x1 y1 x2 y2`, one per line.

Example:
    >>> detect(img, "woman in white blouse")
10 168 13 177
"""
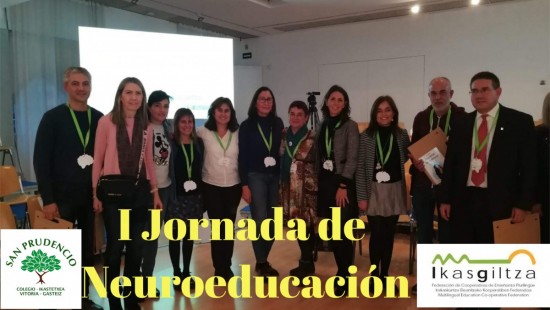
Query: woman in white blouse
197 97 241 281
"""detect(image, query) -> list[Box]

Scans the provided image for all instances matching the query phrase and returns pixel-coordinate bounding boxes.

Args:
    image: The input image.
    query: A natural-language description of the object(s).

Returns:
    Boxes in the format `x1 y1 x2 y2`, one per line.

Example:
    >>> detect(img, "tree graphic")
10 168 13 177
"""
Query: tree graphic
20 249 61 284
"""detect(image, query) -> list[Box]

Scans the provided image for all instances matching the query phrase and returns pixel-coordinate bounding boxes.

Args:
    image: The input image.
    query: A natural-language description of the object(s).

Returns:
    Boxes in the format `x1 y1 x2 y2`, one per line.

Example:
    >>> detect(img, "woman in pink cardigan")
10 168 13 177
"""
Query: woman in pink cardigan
92 77 162 310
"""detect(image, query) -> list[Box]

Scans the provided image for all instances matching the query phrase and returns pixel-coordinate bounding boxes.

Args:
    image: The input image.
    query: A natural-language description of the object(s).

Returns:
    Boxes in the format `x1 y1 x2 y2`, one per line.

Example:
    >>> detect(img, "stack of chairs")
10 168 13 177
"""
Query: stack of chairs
0 165 42 231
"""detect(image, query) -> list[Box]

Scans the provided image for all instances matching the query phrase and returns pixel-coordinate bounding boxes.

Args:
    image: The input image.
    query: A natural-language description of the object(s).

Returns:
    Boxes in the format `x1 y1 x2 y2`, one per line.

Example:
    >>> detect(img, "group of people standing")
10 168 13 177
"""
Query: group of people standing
33 66 548 309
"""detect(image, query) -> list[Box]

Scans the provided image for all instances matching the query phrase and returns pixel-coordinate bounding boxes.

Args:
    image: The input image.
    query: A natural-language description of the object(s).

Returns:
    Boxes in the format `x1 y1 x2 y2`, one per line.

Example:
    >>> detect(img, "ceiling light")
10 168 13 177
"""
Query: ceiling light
471 0 481 5
411 4 420 14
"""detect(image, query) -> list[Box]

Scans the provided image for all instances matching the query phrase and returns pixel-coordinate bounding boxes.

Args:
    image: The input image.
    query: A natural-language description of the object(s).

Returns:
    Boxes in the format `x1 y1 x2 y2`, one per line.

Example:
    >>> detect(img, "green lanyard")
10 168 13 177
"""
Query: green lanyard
214 131 233 155
376 131 394 169
324 121 341 157
473 108 499 156
67 104 91 153
181 142 194 180
285 128 308 160
429 107 452 135
257 123 272 153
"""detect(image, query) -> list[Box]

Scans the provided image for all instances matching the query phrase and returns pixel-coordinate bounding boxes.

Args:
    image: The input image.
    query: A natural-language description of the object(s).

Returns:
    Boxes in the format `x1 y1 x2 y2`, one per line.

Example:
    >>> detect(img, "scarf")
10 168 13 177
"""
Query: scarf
116 118 146 179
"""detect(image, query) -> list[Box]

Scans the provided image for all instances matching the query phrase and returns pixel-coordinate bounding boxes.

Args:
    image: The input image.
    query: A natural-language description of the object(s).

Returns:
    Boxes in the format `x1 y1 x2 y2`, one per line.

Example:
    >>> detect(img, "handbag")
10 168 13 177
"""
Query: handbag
96 130 147 204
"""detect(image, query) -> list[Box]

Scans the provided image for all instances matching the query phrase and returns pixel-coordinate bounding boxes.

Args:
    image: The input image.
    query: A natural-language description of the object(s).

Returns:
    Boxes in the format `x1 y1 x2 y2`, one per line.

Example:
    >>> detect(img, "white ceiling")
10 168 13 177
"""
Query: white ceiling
95 0 515 38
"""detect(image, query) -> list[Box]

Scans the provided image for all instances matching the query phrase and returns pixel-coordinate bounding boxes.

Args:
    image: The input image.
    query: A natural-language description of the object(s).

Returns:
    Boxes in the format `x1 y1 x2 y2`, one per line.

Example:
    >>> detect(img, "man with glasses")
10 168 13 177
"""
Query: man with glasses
409 77 466 294
439 71 536 246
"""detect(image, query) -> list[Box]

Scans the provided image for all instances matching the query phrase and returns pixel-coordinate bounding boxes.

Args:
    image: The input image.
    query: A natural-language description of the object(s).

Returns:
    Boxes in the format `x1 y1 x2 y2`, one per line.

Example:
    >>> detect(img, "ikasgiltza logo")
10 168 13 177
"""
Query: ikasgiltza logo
417 244 550 308
1 229 81 309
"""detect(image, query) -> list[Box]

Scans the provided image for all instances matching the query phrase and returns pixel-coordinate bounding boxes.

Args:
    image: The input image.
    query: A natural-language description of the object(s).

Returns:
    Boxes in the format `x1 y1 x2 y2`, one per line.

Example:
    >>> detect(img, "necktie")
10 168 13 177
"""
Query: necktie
471 114 488 186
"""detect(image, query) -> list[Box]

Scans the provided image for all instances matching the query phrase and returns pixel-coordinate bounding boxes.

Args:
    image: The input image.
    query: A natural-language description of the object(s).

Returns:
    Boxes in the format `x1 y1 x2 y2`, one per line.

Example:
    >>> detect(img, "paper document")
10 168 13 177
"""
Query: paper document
420 147 445 185
408 127 447 185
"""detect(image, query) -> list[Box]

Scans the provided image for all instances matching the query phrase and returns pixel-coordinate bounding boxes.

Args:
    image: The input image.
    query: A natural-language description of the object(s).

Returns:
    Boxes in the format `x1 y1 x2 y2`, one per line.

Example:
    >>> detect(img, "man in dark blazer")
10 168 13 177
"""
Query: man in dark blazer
439 71 537 244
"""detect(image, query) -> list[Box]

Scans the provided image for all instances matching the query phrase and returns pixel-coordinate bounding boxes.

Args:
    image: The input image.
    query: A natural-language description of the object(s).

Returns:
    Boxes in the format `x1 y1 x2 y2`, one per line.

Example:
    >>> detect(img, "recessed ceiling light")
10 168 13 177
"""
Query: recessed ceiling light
411 4 420 14
471 0 481 5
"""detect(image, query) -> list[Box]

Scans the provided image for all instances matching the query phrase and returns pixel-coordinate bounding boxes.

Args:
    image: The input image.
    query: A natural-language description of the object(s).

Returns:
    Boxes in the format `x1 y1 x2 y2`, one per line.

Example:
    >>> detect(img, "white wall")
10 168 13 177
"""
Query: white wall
234 66 263 122
235 0 550 128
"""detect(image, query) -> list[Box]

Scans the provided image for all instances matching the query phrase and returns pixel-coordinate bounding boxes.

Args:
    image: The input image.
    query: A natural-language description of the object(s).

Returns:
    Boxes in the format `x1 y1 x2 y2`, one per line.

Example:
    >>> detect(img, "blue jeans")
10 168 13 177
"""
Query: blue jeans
412 186 450 244
248 172 279 263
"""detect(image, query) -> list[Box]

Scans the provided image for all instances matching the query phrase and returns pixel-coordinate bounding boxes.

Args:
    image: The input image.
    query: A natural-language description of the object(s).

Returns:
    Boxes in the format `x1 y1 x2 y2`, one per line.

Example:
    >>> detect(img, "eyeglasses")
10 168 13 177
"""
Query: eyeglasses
469 87 493 95
258 97 273 103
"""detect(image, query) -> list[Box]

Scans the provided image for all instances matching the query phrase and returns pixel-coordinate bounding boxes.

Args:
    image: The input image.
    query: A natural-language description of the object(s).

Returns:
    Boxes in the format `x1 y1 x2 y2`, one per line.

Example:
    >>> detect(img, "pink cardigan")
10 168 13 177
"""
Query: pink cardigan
92 114 157 188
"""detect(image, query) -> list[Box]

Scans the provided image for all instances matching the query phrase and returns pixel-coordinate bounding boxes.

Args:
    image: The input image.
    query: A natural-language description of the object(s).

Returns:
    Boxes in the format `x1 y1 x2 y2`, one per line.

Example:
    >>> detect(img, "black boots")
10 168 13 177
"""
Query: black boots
289 260 315 280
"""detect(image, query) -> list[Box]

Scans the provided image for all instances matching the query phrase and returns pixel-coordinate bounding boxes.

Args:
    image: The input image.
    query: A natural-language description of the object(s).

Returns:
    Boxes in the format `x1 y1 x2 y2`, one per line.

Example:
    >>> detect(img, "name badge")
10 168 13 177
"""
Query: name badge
290 162 297 174
77 154 93 169
323 160 333 171
471 158 482 173
264 156 276 167
183 180 197 192
375 171 390 183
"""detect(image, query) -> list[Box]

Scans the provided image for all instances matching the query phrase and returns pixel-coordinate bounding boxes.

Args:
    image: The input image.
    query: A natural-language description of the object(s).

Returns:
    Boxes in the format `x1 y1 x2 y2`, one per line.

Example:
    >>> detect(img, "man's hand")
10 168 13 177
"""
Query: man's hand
510 208 526 223
42 203 60 220
440 203 451 221
409 154 425 173
532 203 543 217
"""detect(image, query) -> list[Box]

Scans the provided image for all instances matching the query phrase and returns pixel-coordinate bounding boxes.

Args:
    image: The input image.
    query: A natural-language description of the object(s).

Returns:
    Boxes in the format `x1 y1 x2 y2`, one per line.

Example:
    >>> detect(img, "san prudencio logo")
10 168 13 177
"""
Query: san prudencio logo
1 230 81 309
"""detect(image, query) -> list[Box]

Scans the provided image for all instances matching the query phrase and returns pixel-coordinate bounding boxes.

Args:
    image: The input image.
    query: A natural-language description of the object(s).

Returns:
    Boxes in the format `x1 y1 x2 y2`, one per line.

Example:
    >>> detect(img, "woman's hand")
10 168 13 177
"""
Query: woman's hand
152 191 163 210
242 185 252 204
335 187 349 208
92 196 103 214
358 200 368 212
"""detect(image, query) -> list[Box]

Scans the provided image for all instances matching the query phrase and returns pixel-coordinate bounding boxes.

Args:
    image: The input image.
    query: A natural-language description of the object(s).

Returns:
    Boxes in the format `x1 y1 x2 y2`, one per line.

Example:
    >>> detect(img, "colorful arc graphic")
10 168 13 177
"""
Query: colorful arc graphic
432 249 536 265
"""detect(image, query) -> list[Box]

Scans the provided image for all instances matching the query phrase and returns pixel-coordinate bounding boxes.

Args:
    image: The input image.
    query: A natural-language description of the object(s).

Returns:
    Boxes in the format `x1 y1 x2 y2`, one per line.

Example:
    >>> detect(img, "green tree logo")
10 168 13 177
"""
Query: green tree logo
20 249 61 284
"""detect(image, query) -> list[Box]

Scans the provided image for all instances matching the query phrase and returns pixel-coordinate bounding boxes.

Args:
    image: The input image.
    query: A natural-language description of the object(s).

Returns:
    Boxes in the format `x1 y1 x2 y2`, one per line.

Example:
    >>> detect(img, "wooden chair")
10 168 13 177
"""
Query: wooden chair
26 195 43 229
0 201 17 230
0 165 30 204
0 165 21 198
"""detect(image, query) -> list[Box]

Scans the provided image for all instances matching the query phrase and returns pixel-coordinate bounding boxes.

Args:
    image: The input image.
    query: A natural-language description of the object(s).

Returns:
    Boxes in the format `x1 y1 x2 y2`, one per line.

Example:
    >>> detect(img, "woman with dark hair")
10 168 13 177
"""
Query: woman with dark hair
141 90 172 296
356 95 410 291
317 85 359 296
197 97 241 280
239 86 284 277
92 77 162 310
279 100 318 281
166 108 204 291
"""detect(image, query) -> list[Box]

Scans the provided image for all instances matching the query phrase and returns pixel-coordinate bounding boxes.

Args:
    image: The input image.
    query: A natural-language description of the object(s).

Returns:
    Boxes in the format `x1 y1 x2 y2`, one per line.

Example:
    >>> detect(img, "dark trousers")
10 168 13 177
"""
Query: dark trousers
412 186 451 244
168 220 195 275
450 187 494 244
328 206 356 277
102 183 150 310
367 215 399 277
203 182 241 274
53 183 95 302
298 225 315 262
141 186 169 279
317 174 358 278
